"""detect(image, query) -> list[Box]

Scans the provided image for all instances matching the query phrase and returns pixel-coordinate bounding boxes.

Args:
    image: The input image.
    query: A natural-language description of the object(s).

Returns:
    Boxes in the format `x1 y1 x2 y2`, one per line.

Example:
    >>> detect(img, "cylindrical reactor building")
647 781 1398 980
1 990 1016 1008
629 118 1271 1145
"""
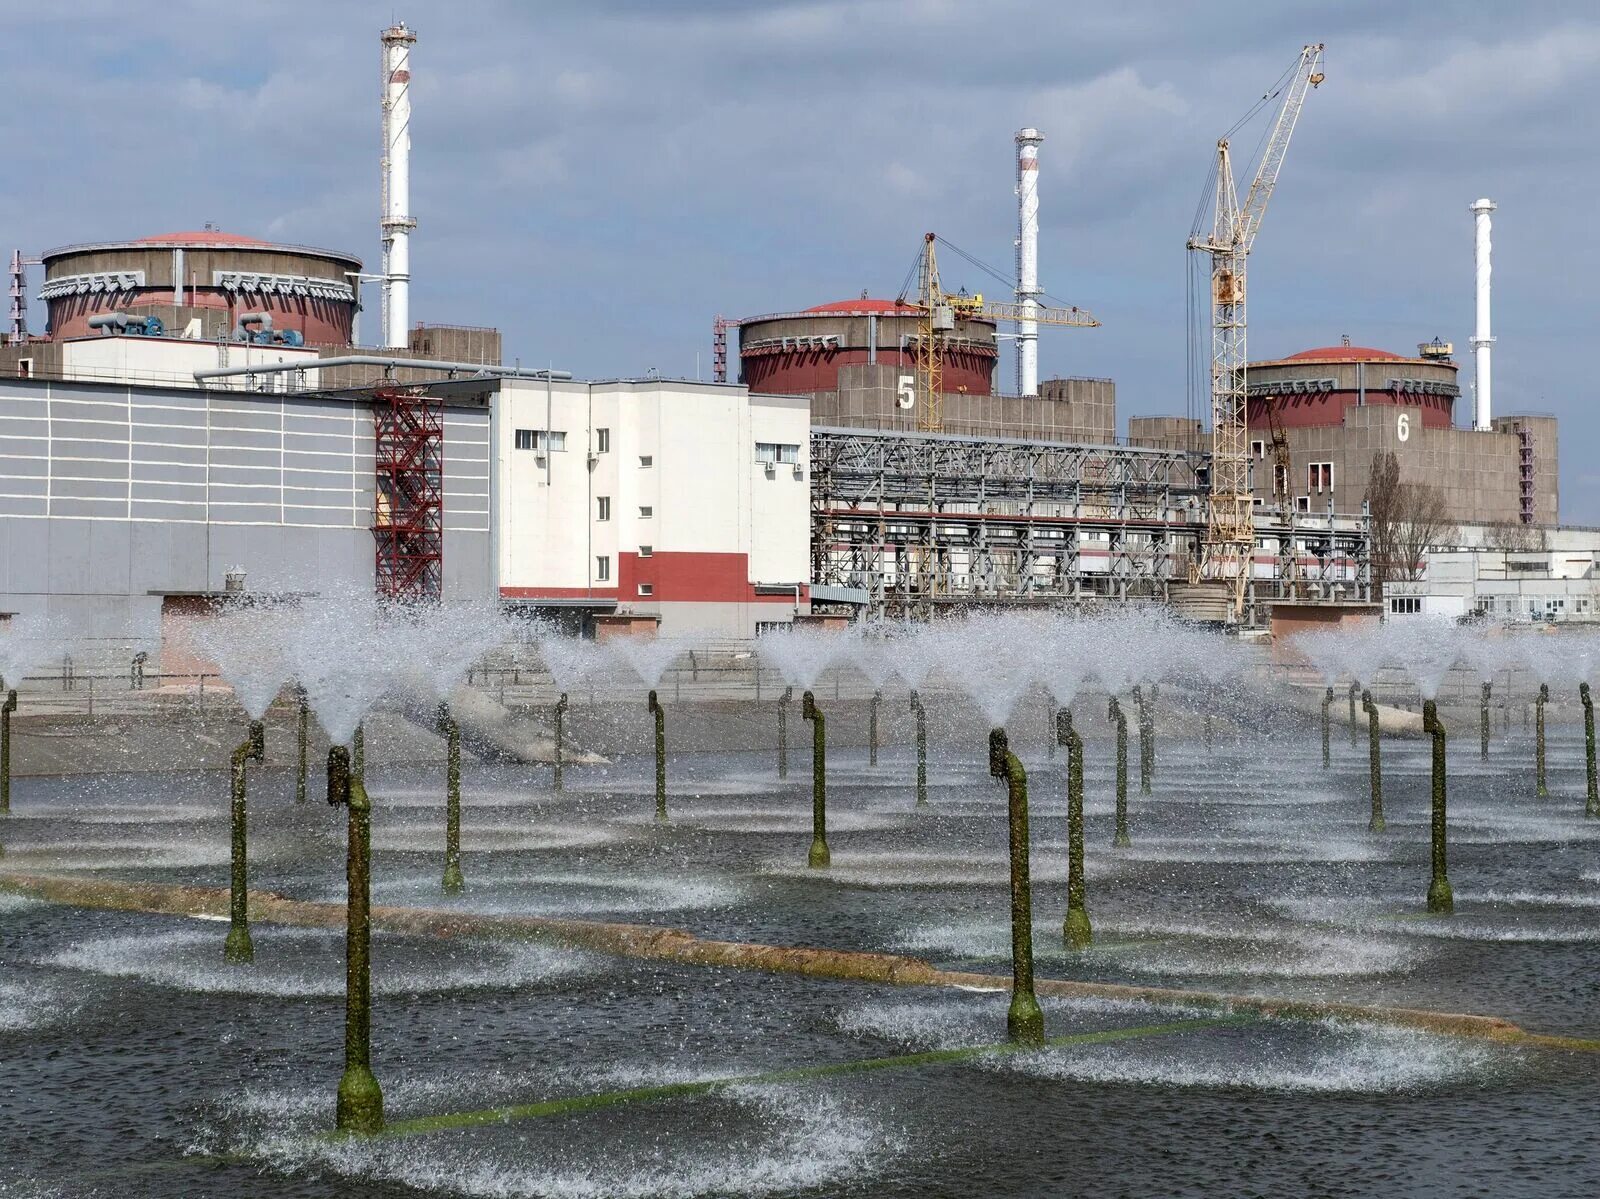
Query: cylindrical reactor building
738 299 998 395
38 230 362 345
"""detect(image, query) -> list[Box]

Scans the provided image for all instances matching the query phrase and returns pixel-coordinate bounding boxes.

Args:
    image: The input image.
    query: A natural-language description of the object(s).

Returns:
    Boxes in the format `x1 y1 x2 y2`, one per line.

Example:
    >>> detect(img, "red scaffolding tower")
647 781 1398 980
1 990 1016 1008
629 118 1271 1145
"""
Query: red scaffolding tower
371 386 444 601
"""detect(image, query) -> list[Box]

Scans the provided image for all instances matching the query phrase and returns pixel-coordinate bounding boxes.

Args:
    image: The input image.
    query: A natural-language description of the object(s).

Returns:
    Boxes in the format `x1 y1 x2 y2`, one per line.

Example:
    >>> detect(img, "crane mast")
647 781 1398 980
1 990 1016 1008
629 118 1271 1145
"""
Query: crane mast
1189 43 1324 616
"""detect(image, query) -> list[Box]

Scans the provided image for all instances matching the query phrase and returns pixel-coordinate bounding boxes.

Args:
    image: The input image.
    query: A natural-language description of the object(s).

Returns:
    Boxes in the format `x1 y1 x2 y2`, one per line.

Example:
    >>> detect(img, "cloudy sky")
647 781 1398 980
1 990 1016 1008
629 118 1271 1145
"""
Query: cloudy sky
6 1 1597 517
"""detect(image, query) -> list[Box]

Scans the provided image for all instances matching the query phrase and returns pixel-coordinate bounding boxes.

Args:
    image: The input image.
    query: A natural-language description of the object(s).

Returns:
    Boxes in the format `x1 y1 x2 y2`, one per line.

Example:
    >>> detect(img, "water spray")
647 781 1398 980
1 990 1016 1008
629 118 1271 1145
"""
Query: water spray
988 728 1044 1045
1134 684 1155 795
296 687 309 804
1535 683 1549 797
1582 682 1598 818
1480 682 1491 761
352 724 366 783
869 689 882 767
328 742 384 1133
223 719 266 964
648 690 667 821
552 692 568 792
1361 689 1385 833
777 686 792 779
1057 708 1091 949
0 688 15 815
1348 681 1360 748
1423 699 1453 915
1109 696 1130 848
802 690 830 867
910 689 927 807
436 702 464 894
1321 687 1333 769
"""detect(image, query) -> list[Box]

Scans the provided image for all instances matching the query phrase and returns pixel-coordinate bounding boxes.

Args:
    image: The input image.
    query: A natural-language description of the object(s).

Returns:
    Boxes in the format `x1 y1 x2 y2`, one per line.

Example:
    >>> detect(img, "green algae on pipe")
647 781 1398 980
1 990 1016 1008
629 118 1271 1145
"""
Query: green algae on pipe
1582 682 1598 818
1480 681 1491 761
436 702 464 895
223 719 266 964
1322 686 1333 769
0 688 14 817
869 689 881 767
989 728 1043 1045
777 686 792 779
1362 688 1385 833
1536 683 1549 797
1057 707 1091 949
802 690 829 868
552 693 568 792
1109 696 1130 848
1423 699 1453 915
331 748 384 1134
648 689 667 822
295 688 309 804
352 724 365 783
910 689 927 807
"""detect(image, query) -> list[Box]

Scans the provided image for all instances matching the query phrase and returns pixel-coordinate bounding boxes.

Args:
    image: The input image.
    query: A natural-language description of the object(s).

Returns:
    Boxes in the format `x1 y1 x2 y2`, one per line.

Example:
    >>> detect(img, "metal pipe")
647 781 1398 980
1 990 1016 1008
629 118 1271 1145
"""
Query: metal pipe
1362 689 1385 832
1470 198 1496 431
869 689 881 767
1109 696 1130 847
1536 683 1548 797
802 690 829 868
1057 707 1090 948
232 311 273 340
1582 682 1598 818
911 689 927 807
777 686 791 779
552 693 567 792
0 689 14 816
87 313 132 333
296 688 309 804
225 720 265 964
649 690 667 822
1480 681 1491 760
1014 128 1043 397
334 746 384 1133
382 23 416 348
1423 700 1453 914
989 728 1044 1045
193 355 572 382
438 702 463 894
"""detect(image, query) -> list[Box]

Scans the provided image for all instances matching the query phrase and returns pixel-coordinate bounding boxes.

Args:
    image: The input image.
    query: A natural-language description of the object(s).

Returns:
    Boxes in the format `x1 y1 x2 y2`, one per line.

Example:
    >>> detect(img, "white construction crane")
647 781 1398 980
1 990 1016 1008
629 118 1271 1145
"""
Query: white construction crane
1188 43 1324 616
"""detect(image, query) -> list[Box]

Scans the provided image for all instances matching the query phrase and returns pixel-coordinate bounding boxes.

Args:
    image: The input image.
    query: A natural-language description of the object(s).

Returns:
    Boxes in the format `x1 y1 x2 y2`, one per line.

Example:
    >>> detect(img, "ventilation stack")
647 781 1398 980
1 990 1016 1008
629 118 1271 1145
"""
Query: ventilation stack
381 23 417 349
1470 197 1495 432
1014 128 1043 398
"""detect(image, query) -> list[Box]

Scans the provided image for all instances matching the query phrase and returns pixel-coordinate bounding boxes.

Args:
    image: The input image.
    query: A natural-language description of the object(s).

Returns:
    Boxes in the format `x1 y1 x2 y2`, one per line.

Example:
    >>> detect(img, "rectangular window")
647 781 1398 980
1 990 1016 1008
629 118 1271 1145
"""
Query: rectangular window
596 496 610 521
639 455 653 468
1308 462 1333 492
638 583 654 597
1250 440 1265 459
1390 596 1422 615
595 428 610 453
1295 495 1311 513
595 555 610 582
756 442 801 465
1273 465 1288 496
639 545 653 557
639 505 653 519
515 429 565 451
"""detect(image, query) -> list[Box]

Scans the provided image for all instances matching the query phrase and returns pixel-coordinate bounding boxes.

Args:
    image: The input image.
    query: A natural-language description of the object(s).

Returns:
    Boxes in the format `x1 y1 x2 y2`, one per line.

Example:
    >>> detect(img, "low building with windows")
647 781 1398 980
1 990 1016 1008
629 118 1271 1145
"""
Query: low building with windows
1386 540 1600 623
494 379 811 637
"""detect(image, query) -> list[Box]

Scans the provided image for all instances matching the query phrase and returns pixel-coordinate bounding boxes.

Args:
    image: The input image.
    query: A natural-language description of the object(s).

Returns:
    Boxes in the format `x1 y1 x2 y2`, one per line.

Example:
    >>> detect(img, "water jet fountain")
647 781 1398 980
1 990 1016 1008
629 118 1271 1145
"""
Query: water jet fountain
1362 689 1385 833
869 689 882 768
648 690 667 821
607 635 688 820
777 686 791 779
1108 695 1130 848
1056 707 1091 949
909 689 927 807
802 690 829 868
1133 683 1155 795
988 727 1043 1045
1536 683 1549 797
1583 682 1598 817
0 615 68 818
1423 699 1454 915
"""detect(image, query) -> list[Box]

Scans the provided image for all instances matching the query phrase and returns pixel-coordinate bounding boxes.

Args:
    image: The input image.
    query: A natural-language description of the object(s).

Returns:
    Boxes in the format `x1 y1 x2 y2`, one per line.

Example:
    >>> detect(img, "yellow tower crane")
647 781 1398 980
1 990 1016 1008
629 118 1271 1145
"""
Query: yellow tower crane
1187 43 1324 617
901 233 1099 433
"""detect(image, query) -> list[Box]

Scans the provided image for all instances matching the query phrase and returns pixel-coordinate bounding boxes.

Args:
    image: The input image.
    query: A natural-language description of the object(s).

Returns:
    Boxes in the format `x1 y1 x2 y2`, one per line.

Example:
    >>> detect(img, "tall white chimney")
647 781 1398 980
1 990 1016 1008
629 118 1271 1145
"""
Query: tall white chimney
1014 128 1043 398
1470 197 1495 431
381 23 417 350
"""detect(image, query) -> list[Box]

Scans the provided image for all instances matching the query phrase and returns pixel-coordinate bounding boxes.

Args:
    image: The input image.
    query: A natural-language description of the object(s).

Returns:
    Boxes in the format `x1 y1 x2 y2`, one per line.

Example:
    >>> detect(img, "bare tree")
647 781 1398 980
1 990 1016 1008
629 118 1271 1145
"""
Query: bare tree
1365 451 1459 598
1483 519 1548 552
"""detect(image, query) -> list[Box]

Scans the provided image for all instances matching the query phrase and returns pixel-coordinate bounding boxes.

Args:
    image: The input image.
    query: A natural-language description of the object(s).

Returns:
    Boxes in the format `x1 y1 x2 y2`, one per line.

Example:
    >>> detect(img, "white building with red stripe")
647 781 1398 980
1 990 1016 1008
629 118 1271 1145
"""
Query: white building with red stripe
495 378 811 636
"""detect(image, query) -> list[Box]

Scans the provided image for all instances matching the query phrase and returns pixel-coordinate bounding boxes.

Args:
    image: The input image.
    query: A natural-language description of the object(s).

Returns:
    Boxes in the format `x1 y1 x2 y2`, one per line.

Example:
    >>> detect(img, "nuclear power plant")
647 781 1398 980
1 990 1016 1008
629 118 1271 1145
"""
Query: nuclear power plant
0 28 1581 651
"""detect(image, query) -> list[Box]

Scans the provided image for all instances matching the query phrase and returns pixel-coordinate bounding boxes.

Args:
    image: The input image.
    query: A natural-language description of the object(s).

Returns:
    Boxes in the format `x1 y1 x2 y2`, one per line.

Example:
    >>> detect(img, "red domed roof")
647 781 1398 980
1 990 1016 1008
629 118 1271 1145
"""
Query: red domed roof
1284 345 1405 362
136 230 271 247
804 298 922 316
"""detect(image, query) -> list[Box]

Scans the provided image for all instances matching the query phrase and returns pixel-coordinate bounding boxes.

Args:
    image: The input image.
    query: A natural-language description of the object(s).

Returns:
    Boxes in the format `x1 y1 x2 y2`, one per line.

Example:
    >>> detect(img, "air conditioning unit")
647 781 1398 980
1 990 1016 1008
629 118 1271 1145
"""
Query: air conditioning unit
763 462 776 477
791 464 804 479
535 452 547 466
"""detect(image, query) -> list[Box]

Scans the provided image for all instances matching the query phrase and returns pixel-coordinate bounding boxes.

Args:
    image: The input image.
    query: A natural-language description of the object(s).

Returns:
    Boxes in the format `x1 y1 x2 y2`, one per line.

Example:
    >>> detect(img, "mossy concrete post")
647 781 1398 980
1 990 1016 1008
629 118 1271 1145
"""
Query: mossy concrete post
1535 683 1549 797
869 689 882 767
777 686 792 779
1581 682 1598 818
0 688 15 816
224 719 266 964
1480 682 1492 761
649 690 667 822
989 728 1044 1045
1321 687 1333 769
1109 696 1130 848
1348 681 1360 747
1423 699 1453 915
552 693 568 792
437 702 464 895
329 744 384 1134
802 690 829 868
1057 708 1091 948
295 687 309 804
911 690 927 807
1362 689 1385 833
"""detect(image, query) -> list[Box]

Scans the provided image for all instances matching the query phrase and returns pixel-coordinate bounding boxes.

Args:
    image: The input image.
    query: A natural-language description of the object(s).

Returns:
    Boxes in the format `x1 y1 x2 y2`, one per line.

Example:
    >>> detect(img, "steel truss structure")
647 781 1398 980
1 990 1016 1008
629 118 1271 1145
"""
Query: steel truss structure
810 426 1369 621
